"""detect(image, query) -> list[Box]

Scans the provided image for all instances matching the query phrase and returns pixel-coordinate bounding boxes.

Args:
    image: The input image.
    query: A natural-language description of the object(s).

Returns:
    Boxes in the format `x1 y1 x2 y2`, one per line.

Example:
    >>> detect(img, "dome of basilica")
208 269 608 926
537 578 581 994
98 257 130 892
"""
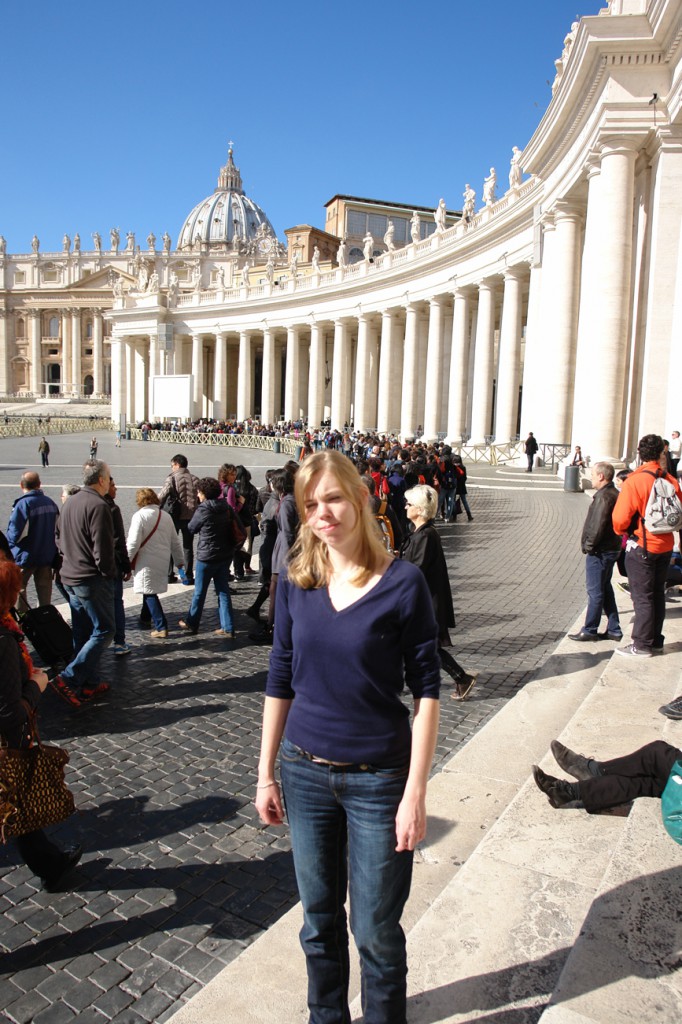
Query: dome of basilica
177 146 279 253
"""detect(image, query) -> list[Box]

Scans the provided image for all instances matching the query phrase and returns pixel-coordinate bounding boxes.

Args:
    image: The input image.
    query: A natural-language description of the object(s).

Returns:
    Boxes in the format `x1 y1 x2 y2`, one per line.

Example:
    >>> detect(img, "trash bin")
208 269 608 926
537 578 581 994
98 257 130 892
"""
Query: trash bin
564 465 580 492
295 444 303 462
273 439 281 454
125 428 131 441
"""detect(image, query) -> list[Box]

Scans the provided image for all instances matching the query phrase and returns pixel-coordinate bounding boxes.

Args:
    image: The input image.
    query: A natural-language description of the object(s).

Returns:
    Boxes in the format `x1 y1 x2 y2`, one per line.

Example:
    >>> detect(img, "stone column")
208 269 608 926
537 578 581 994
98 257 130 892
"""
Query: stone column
261 325 276 426
29 310 42 395
572 138 637 459
284 325 300 422
92 310 103 396
125 337 135 424
71 311 81 396
538 202 583 443
237 330 252 421
354 314 374 433
191 331 204 420
400 303 420 440
469 280 497 444
110 335 125 427
134 340 147 421
308 321 325 429
423 295 446 440
446 288 471 443
519 262 543 438
60 311 71 394
0 311 8 395
495 268 525 443
213 331 228 421
331 319 351 430
376 309 400 435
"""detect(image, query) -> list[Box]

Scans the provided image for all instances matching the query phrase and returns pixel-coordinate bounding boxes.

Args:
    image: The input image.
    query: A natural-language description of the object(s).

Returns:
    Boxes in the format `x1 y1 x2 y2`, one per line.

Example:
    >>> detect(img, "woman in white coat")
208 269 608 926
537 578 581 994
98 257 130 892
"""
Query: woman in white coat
127 488 184 639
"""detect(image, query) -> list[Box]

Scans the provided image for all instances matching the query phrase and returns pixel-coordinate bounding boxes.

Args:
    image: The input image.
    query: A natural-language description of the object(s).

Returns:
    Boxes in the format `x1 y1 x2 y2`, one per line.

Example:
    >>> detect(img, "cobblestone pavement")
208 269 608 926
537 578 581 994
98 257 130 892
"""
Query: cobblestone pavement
0 435 590 1024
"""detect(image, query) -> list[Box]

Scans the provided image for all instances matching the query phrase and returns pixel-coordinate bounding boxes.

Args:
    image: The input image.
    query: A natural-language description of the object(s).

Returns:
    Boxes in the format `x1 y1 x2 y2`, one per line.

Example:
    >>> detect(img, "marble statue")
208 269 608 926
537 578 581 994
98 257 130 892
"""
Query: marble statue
147 232 156 251
434 199 447 234
31 235 40 254
265 257 275 285
290 253 299 278
62 234 71 253
192 266 202 291
509 147 522 190
337 238 347 268
410 212 421 244
483 168 497 207
363 232 373 262
0 236 6 256
232 231 241 252
311 246 321 271
73 233 81 253
168 271 179 303
463 184 476 220
110 228 120 252
92 231 102 253
147 271 159 292
126 231 135 252
383 221 395 251
217 266 226 288
113 276 124 299
241 263 250 288
137 262 149 292
162 231 171 252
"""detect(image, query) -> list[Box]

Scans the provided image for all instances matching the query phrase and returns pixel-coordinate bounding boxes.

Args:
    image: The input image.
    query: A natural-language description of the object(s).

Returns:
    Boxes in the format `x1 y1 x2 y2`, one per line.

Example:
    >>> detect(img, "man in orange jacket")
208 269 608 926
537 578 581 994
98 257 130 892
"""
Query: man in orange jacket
612 434 682 657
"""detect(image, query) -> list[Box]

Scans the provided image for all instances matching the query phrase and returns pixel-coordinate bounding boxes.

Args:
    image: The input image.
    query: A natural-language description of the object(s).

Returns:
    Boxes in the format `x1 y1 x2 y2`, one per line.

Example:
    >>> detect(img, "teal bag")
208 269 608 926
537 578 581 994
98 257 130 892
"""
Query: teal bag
661 759 682 845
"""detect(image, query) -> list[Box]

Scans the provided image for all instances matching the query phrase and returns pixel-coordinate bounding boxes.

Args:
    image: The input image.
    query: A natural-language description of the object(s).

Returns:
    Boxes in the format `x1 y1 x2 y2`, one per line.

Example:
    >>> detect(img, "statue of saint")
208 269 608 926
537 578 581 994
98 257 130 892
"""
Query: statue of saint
509 147 522 190
147 271 159 292
311 246 321 272
92 231 102 253
383 221 395 251
162 231 171 252
192 266 202 291
217 266 226 288
137 262 149 292
363 231 373 262
337 238 347 268
0 235 6 256
462 184 476 220
290 253 299 278
73 233 81 253
126 231 135 252
110 228 120 252
62 234 71 253
31 235 40 254
266 257 275 284
434 199 447 233
410 212 421 244
241 263 250 288
113 276 124 298
168 271 179 304
147 232 156 251
483 168 497 207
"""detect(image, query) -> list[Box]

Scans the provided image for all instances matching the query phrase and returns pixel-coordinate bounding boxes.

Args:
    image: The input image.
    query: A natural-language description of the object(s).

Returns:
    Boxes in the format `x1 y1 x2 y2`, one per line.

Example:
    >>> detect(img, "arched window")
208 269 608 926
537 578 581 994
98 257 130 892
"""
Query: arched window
83 375 94 396
86 321 93 340
16 318 25 339
49 317 59 338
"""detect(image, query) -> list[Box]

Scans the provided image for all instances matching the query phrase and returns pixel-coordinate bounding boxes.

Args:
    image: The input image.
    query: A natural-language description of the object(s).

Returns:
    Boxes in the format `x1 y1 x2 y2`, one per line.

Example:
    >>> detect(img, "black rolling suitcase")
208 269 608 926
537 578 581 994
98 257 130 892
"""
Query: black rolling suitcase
19 604 73 672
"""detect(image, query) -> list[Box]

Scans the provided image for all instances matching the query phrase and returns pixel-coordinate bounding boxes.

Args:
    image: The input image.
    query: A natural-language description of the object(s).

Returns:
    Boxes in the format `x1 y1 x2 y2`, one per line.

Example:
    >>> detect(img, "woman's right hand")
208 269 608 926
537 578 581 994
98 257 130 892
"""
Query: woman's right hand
255 780 285 826
30 669 49 693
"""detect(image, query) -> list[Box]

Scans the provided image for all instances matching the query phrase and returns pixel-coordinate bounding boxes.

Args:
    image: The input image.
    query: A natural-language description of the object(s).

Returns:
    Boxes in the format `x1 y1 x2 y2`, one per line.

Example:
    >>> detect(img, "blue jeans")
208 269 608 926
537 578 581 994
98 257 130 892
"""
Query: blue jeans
62 577 115 688
142 594 167 631
185 559 234 632
280 738 413 1024
583 550 621 635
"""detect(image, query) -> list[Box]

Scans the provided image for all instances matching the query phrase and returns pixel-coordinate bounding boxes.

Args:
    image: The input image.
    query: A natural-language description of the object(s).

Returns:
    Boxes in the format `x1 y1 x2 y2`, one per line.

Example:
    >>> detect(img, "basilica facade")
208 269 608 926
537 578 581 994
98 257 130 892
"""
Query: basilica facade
1 0 681 463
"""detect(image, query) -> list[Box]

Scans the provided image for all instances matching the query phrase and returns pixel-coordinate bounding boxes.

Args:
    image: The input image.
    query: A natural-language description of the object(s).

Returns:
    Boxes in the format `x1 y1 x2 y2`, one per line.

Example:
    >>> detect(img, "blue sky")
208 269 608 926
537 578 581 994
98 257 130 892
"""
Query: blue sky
1 1 604 253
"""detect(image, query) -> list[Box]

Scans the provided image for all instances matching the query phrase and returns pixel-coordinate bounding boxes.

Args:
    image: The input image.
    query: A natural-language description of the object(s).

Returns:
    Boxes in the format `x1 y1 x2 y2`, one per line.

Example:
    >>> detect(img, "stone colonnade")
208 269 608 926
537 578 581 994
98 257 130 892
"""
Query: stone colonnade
6 306 108 397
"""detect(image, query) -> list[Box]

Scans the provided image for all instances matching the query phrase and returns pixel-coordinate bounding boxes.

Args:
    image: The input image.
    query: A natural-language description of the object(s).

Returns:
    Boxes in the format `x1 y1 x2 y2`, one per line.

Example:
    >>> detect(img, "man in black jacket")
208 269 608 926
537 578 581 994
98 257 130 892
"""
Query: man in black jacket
569 462 623 642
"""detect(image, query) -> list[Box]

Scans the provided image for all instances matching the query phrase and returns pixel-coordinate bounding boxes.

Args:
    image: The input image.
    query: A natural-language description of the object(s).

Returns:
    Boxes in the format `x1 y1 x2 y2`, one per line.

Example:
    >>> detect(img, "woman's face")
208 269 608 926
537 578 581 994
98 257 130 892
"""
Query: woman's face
304 470 361 551
406 499 425 524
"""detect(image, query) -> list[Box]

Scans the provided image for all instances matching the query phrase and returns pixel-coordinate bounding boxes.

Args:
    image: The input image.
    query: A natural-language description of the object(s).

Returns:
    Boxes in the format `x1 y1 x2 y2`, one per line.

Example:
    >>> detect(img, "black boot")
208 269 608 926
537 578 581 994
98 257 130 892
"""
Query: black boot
550 740 602 782
532 765 583 808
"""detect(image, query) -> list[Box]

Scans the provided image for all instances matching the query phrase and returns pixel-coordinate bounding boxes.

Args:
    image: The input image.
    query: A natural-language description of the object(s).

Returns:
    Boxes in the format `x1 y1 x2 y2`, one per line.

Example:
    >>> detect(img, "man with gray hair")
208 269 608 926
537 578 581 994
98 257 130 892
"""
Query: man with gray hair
6 471 59 610
568 461 623 642
53 459 116 706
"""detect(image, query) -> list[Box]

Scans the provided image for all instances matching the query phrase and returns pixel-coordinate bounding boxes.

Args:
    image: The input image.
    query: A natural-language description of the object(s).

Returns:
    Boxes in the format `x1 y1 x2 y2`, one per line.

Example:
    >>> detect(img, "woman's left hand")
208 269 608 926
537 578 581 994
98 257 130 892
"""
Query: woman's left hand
395 790 427 852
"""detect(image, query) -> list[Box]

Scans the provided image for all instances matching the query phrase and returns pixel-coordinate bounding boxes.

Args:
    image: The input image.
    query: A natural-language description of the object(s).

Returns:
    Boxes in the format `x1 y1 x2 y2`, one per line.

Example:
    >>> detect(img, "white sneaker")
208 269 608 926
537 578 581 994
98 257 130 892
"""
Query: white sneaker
615 643 652 659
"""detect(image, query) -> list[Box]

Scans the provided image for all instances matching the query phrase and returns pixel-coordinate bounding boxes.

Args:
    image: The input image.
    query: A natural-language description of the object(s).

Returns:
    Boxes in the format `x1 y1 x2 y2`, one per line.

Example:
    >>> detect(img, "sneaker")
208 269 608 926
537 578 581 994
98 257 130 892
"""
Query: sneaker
659 696 682 720
150 628 168 639
615 643 652 659
214 628 235 639
181 577 194 587
112 643 131 656
80 681 110 702
49 675 81 708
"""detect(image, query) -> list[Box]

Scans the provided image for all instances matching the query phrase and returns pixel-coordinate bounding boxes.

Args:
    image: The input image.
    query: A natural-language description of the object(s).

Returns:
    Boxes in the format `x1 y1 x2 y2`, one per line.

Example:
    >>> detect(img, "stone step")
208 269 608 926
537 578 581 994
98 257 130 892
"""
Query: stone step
401 608 682 1023
164 612 611 1024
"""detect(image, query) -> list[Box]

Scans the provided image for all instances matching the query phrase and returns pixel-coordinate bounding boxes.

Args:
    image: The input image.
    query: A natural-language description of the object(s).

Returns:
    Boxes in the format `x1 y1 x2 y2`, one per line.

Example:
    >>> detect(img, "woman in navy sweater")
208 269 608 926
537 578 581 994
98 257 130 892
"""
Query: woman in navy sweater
255 450 440 1024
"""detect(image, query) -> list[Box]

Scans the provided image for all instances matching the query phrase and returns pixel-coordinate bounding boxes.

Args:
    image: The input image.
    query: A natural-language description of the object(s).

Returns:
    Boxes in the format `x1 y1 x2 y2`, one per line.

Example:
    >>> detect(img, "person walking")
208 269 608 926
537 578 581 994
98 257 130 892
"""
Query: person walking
256 450 440 1024
178 477 236 637
524 432 539 473
6 471 59 611
105 476 132 656
38 436 50 467
127 489 184 640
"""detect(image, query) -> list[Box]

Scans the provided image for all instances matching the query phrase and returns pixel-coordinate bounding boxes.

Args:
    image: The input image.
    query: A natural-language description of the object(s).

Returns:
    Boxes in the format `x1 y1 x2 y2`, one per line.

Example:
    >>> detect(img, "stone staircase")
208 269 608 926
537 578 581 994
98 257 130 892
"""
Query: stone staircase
166 598 682 1024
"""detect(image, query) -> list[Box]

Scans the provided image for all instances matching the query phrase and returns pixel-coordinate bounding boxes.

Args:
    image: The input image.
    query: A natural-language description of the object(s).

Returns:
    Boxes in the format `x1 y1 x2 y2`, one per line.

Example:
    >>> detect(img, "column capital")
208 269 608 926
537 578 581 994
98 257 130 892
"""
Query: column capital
553 199 584 223
597 134 641 160
428 294 447 309
503 265 527 284
477 276 499 294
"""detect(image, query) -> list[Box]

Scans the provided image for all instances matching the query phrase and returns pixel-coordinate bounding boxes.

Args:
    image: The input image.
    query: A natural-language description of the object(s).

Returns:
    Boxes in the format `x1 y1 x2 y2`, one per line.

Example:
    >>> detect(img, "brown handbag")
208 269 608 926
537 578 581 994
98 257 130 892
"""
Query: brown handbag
0 710 75 843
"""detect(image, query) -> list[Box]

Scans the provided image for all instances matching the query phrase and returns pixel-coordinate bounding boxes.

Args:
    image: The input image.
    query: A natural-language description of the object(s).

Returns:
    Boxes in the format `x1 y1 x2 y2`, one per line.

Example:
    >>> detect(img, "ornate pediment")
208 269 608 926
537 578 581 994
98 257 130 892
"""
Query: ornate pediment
69 265 136 291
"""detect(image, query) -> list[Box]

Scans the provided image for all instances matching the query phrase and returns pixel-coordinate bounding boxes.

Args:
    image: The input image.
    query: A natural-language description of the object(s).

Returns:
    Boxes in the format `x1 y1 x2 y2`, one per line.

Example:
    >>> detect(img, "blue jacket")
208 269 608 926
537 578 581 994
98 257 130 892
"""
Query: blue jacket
7 490 59 568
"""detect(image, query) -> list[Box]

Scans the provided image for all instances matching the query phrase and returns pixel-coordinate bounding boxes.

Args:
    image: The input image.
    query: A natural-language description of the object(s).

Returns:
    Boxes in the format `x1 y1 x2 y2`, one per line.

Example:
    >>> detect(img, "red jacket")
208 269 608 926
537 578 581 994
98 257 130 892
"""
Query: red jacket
612 461 682 554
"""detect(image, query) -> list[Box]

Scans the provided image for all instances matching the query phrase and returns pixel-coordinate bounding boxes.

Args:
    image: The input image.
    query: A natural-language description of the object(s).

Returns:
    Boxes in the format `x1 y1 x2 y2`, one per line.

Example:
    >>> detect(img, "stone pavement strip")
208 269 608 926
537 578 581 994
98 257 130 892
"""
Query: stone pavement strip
0 434 589 1024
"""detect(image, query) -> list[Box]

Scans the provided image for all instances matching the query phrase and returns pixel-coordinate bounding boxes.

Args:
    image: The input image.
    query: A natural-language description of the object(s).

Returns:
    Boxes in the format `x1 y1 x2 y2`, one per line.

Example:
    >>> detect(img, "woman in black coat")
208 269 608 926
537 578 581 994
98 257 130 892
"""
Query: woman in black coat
400 484 476 698
0 558 82 889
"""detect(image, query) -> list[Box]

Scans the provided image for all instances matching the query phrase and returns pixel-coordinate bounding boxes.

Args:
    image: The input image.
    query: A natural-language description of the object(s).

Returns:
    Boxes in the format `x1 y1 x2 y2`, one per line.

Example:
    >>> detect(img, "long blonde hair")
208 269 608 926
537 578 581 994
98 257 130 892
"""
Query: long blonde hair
287 450 390 589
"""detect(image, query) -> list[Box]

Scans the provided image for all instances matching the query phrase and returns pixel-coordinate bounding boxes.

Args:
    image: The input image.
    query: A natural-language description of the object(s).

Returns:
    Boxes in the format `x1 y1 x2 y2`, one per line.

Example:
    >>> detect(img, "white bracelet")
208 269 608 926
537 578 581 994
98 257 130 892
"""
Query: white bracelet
257 781 278 790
